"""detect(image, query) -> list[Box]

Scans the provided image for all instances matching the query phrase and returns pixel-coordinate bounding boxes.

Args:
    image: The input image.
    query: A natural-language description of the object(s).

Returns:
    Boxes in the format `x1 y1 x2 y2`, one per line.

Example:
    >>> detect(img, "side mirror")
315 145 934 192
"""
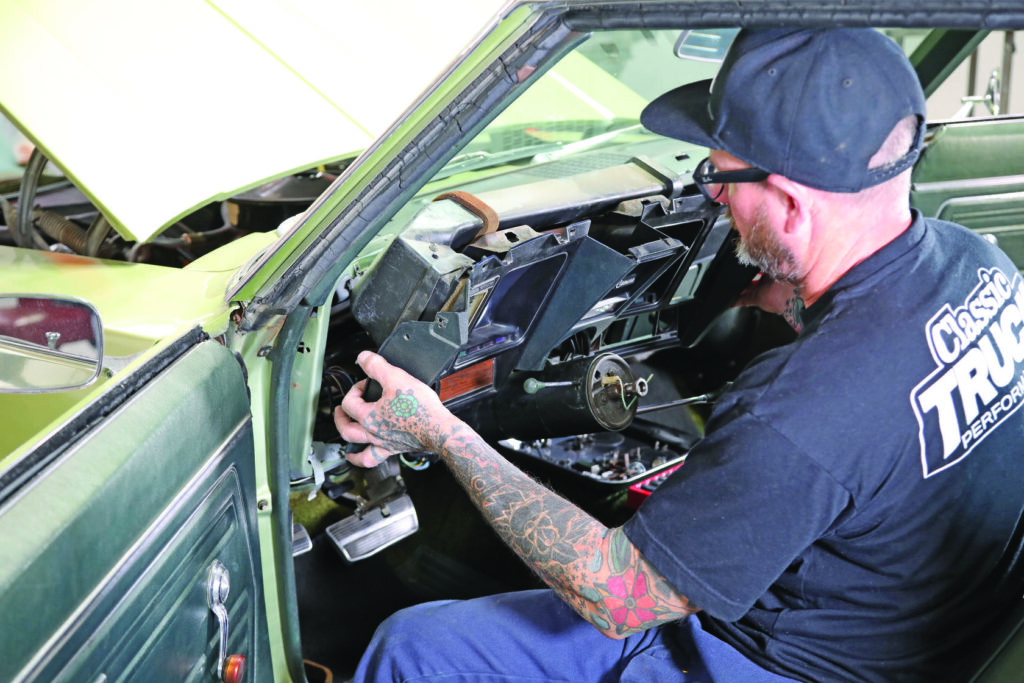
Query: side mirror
0 295 104 393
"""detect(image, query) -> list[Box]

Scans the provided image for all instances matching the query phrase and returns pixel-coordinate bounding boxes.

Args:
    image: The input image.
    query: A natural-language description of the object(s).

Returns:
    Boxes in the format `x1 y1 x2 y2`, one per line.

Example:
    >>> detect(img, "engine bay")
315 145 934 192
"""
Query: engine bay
0 149 348 265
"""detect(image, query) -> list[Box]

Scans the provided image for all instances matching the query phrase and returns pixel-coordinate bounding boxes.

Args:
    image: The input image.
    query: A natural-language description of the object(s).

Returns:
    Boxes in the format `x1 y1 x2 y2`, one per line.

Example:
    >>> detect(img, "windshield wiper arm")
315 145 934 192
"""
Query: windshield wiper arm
530 124 644 163
438 123 646 180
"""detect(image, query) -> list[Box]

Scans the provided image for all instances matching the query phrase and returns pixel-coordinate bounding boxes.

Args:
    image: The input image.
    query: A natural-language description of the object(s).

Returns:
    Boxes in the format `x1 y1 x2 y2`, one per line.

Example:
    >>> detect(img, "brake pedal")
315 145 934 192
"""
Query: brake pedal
325 493 418 562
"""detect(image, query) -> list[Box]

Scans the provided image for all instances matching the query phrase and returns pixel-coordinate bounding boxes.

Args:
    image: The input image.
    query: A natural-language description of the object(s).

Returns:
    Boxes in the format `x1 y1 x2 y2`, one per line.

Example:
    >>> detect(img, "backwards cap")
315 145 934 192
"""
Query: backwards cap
641 28 926 192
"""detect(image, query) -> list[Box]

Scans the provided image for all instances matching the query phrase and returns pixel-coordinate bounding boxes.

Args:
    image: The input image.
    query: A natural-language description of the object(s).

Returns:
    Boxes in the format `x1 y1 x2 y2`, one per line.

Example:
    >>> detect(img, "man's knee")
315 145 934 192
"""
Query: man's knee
370 600 452 649
356 593 564 682
360 599 458 679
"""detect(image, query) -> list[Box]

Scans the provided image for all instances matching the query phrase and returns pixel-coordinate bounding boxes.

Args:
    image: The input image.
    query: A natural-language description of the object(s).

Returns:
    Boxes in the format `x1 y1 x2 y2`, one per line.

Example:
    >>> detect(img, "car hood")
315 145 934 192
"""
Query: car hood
0 0 508 243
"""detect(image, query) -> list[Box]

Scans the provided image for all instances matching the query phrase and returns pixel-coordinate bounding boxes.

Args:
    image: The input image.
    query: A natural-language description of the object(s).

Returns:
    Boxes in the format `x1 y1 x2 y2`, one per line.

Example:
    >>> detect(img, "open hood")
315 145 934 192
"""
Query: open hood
0 0 507 242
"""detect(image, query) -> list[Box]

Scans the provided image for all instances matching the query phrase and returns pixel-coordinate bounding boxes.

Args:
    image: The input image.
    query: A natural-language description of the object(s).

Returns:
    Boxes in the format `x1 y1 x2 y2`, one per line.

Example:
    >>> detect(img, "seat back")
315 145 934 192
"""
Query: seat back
912 118 1024 268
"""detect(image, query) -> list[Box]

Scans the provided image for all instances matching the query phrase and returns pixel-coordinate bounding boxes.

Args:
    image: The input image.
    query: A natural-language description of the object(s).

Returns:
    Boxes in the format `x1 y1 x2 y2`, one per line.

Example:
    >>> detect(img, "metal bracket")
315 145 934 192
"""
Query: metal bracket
306 447 326 501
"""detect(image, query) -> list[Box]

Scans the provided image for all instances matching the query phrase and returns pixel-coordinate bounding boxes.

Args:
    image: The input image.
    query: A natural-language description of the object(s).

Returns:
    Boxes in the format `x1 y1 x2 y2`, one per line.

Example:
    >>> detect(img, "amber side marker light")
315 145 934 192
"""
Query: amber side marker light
439 358 495 402
223 654 246 683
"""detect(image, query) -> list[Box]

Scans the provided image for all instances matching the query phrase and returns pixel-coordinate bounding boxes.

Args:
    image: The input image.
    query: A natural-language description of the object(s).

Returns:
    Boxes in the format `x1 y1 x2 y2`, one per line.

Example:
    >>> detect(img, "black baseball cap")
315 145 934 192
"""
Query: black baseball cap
641 28 926 192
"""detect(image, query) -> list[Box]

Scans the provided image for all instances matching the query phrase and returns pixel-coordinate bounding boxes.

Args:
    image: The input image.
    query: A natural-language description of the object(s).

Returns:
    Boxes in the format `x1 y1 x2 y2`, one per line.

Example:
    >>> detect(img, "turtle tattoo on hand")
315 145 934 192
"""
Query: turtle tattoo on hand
389 390 419 418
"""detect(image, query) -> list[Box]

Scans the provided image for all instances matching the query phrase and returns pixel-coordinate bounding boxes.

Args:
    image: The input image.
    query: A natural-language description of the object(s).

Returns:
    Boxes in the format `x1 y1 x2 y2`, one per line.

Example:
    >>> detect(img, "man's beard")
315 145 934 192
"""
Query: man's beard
732 206 805 284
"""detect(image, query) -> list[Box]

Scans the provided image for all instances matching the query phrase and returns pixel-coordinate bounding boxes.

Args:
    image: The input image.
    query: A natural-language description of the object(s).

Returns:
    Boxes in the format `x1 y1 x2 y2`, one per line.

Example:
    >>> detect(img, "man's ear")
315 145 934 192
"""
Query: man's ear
765 173 814 238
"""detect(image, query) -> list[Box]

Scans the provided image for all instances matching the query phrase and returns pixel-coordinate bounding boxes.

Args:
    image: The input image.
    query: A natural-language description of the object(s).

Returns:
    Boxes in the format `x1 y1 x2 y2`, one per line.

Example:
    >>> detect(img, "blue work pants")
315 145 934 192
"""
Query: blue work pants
354 589 799 682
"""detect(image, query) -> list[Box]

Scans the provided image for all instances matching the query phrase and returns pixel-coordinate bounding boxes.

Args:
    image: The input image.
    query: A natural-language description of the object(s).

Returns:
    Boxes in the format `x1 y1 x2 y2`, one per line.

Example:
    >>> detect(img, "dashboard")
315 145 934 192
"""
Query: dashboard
346 154 761 487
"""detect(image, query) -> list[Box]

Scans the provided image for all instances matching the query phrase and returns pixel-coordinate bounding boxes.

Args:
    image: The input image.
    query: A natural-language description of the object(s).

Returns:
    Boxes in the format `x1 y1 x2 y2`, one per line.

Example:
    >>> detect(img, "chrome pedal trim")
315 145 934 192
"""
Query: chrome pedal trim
325 494 418 562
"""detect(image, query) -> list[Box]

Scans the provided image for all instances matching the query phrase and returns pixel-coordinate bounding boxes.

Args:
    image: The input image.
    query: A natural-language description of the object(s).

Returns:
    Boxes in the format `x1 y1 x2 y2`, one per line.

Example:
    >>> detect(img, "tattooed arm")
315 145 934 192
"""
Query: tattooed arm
734 276 804 332
435 421 701 637
335 351 700 638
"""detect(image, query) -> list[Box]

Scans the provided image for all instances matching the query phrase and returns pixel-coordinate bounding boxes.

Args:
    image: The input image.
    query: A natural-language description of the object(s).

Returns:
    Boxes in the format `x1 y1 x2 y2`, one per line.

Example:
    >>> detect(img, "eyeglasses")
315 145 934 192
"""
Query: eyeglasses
692 157 770 204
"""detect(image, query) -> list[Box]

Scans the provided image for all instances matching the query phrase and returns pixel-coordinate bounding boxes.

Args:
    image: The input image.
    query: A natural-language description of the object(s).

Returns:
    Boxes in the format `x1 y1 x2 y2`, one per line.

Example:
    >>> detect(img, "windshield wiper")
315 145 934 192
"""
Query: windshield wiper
438 143 561 179
529 124 644 163
437 123 646 180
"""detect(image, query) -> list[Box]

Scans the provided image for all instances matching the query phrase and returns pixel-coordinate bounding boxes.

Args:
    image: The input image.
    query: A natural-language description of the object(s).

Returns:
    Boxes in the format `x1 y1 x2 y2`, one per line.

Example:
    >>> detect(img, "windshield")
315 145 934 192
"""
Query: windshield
431 27 965 186
436 30 719 181
367 27 955 246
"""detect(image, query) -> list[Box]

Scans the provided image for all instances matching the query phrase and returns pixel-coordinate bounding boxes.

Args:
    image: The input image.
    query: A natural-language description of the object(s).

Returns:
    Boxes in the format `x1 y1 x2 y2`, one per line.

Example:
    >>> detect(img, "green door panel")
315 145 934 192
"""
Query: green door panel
912 117 1024 266
34 446 260 682
0 338 271 682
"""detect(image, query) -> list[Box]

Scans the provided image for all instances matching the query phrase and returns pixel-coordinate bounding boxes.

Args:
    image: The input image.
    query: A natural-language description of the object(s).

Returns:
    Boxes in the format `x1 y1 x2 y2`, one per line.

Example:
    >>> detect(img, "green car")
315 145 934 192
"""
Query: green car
2 1 1024 681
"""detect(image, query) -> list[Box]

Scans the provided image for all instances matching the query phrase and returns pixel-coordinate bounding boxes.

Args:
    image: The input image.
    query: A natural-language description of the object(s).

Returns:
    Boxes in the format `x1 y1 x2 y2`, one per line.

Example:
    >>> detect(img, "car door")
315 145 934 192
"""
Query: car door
0 328 272 682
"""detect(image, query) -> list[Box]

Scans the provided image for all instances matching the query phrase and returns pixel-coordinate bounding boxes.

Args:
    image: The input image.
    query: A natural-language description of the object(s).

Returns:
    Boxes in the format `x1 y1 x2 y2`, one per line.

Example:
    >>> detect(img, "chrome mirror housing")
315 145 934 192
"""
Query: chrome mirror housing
0 295 104 393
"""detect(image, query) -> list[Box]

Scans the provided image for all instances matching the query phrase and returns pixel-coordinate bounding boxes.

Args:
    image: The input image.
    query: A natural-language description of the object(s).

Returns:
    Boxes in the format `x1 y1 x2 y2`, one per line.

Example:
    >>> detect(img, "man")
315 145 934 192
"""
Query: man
335 28 1024 681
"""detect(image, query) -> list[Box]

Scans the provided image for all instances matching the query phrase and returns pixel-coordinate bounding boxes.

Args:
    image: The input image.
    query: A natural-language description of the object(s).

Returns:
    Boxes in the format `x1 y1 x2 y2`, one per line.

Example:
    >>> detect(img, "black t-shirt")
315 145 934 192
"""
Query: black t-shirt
624 214 1024 682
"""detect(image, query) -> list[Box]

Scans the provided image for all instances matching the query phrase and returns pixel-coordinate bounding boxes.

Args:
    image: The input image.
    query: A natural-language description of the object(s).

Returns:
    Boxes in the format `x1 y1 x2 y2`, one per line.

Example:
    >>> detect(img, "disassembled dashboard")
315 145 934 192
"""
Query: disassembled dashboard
341 155 756 490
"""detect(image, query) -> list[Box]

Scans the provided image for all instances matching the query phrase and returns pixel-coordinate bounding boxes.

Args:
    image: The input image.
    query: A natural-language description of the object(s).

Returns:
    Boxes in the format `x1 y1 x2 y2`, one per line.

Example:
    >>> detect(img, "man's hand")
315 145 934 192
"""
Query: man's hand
735 275 804 331
334 351 455 467
337 353 700 637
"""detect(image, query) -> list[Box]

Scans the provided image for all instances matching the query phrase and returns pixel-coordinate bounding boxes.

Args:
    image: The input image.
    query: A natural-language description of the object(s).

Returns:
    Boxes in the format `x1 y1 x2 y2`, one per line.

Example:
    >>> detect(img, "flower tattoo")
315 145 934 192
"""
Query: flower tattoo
603 568 657 629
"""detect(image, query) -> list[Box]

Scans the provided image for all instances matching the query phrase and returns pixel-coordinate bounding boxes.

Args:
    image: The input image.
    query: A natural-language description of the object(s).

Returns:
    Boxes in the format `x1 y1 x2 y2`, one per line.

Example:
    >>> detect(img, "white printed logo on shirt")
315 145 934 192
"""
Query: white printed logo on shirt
911 267 1024 478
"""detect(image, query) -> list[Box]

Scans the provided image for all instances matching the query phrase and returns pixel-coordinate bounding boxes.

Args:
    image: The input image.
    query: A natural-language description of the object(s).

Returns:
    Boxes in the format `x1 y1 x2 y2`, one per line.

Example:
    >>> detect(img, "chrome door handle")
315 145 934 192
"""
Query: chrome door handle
207 560 247 682
206 565 246 679
207 560 232 680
